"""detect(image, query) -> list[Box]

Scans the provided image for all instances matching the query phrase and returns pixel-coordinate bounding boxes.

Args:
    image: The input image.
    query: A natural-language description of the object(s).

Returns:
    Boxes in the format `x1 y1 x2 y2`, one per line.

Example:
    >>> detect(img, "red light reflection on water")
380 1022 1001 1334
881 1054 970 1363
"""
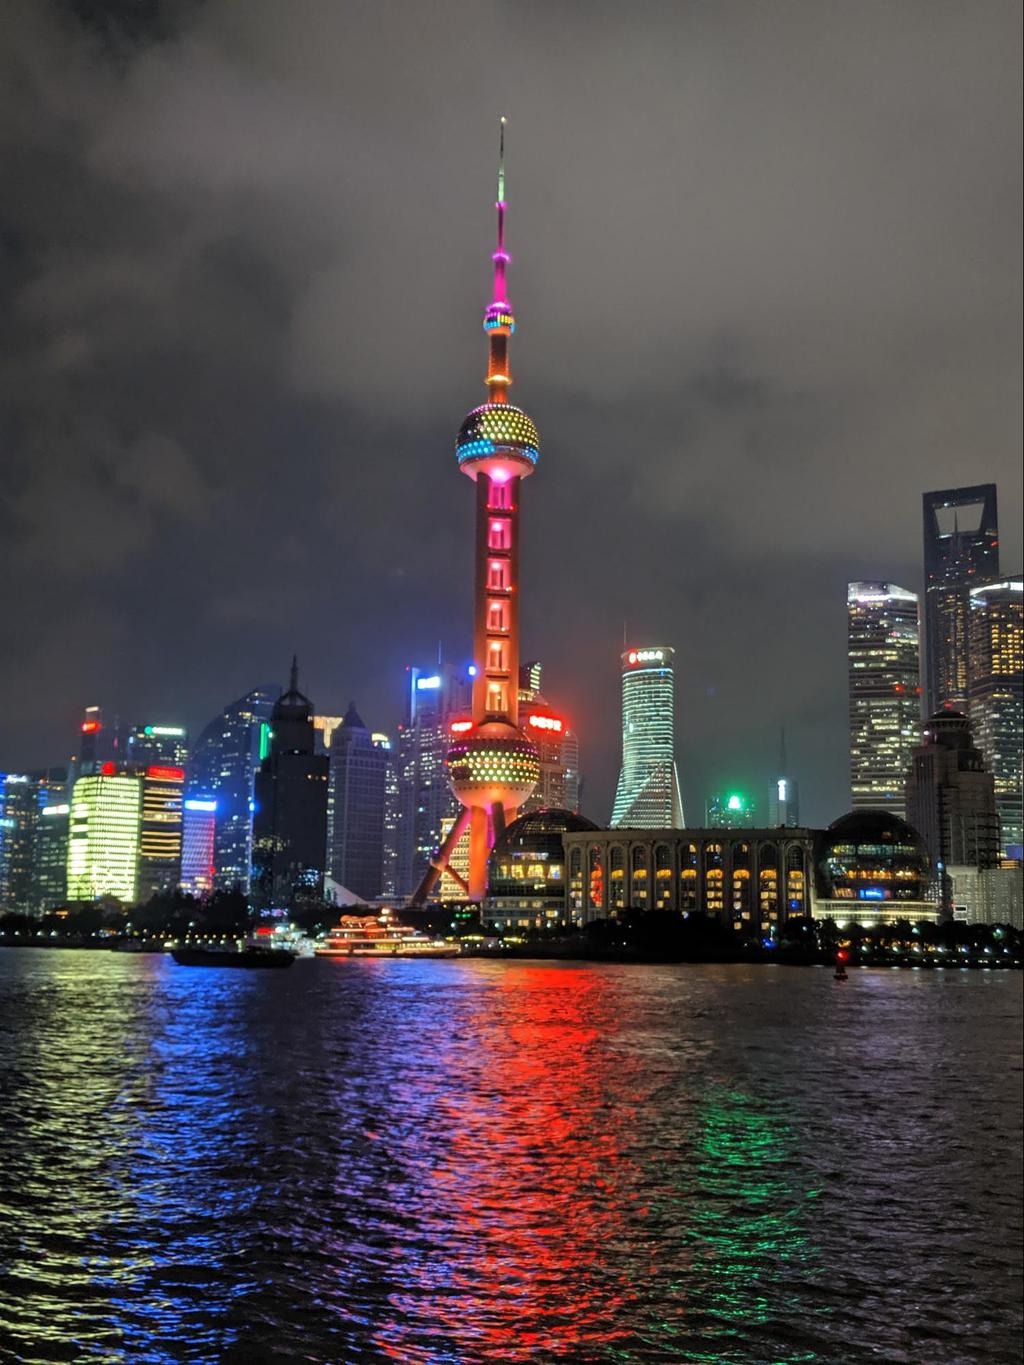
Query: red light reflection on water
369 964 643 1361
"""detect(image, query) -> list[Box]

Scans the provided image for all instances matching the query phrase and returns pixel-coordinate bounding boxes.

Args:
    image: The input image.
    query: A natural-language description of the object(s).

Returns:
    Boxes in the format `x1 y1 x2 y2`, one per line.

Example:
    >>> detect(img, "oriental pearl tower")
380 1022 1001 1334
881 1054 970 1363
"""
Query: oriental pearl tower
413 119 540 904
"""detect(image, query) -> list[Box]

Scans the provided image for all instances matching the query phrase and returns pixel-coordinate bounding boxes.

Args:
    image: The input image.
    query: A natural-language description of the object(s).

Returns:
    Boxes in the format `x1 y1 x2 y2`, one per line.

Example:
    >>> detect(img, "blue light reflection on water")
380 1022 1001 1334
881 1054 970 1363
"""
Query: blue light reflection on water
0 951 1020 1363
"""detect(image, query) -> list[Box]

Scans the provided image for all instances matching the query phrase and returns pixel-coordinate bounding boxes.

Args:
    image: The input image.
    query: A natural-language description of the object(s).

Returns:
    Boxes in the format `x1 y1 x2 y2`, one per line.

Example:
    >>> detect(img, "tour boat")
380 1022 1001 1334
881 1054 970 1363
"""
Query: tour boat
171 943 296 969
314 913 459 959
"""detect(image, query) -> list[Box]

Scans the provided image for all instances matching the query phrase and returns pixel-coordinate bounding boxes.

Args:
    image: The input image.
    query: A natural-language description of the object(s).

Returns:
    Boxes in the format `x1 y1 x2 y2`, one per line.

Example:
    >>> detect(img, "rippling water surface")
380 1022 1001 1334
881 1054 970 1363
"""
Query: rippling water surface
0 950 1020 1363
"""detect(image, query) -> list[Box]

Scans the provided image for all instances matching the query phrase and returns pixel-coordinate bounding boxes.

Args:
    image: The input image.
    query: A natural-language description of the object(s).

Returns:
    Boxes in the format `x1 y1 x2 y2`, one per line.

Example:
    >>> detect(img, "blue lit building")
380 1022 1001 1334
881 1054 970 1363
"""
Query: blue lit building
190 685 279 893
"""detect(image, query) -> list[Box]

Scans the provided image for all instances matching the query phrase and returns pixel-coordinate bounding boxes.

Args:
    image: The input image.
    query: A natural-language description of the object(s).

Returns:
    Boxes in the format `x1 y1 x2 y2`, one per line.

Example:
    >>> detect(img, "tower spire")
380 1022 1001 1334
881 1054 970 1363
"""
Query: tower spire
485 116 514 403
290 655 299 693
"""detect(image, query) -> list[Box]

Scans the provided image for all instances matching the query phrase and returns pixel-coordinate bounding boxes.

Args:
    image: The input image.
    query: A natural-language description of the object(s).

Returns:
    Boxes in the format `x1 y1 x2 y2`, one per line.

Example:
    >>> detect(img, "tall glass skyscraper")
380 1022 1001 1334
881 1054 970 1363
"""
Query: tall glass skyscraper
611 647 684 828
190 686 278 892
968 576 1023 856
923 484 999 714
848 582 921 819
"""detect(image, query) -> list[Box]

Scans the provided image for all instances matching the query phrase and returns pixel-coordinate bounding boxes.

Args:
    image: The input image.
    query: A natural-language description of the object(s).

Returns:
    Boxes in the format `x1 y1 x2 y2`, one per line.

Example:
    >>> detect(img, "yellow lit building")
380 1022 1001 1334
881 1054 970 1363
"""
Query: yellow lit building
67 773 142 903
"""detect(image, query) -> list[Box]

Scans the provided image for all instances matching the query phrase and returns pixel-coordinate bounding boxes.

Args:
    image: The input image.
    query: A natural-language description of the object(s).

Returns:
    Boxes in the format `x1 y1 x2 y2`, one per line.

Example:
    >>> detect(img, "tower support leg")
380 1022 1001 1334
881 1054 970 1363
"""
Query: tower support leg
467 806 491 901
409 806 472 907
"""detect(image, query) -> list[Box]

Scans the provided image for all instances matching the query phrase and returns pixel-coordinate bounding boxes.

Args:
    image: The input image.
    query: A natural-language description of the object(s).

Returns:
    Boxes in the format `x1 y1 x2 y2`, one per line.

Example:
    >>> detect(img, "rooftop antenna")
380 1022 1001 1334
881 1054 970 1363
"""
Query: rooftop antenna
290 655 299 693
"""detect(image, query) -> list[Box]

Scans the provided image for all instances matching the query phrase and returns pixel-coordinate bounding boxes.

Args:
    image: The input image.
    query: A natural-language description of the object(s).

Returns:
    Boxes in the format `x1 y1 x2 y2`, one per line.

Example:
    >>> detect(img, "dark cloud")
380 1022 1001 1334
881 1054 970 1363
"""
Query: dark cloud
1 0 1020 824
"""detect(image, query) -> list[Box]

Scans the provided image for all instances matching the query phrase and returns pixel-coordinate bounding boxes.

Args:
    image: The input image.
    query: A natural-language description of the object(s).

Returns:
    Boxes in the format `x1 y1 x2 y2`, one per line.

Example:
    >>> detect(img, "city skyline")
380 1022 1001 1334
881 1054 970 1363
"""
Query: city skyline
1 2 1021 831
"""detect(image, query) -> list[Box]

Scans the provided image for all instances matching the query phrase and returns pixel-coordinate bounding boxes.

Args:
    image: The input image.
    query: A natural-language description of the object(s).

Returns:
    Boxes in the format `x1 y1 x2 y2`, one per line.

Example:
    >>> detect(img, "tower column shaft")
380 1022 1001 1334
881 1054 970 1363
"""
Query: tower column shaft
472 474 522 729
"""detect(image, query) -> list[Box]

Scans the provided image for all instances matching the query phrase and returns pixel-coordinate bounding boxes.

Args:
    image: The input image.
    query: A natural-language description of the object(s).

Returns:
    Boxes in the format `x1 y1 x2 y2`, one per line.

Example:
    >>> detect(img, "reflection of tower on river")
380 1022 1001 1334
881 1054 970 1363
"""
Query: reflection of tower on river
413 120 540 904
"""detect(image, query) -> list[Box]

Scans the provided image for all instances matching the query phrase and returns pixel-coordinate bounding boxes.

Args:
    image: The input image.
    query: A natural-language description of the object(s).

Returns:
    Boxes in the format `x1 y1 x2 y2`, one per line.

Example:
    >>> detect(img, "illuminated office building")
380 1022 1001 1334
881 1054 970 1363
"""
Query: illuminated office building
66 770 142 903
136 764 185 902
127 724 189 770
848 582 921 819
394 664 473 899
706 792 756 829
923 484 999 714
414 121 543 903
327 703 389 903
0 775 37 911
611 647 684 828
74 705 126 780
31 794 70 912
906 710 1000 875
180 795 217 898
251 661 328 909
190 685 278 892
968 576 1023 855
518 662 580 815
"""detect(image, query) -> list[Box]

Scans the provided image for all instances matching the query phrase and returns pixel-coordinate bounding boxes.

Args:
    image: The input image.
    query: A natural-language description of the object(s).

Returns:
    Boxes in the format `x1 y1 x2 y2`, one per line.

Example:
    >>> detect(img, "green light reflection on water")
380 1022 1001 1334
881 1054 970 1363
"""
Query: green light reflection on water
661 1085 825 1364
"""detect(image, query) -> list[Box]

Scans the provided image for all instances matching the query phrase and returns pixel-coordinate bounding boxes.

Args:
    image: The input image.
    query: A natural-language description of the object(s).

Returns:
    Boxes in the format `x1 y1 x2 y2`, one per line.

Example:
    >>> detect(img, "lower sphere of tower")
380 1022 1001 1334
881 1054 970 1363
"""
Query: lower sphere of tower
447 722 540 810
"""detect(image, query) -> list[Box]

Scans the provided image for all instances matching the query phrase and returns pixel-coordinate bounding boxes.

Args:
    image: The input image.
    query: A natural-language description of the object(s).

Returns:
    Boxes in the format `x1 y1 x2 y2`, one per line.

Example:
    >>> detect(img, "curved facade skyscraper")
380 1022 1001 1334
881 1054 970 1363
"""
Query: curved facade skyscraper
610 647 684 828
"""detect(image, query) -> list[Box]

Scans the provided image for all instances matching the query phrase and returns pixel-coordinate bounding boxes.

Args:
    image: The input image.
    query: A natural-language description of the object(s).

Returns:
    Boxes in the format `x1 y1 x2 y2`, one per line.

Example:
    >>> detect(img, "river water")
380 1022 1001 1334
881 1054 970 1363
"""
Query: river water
0 950 1020 1364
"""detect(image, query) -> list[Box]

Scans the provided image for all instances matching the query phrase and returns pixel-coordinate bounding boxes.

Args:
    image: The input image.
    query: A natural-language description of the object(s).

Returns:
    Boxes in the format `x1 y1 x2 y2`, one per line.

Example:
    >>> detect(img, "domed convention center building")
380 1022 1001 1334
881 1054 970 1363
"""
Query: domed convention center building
485 809 599 931
813 809 935 926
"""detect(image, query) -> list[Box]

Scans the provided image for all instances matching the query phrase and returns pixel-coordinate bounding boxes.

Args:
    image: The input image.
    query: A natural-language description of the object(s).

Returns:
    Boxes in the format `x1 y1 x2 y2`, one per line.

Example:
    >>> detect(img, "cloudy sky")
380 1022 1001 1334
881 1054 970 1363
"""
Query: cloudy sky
2 0 1020 825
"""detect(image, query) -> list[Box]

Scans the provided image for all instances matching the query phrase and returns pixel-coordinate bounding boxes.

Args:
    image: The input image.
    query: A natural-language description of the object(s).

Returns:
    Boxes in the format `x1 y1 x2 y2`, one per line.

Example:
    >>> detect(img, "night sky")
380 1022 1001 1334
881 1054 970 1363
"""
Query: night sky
2 0 1020 827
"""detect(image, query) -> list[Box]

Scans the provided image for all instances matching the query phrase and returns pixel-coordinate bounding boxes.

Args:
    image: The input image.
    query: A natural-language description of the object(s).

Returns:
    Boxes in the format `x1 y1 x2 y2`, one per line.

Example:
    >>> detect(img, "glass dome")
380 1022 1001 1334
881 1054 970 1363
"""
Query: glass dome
815 810 931 903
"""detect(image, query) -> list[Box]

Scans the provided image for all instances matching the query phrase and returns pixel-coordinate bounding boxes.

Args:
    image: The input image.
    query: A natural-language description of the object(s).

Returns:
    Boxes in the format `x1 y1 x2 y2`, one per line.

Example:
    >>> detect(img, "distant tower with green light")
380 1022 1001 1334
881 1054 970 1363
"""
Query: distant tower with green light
705 791 755 829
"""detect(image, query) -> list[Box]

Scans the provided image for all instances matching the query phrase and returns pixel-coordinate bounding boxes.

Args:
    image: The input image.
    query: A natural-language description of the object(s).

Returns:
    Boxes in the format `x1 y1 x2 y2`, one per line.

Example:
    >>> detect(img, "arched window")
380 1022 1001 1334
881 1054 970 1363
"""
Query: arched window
588 844 604 912
785 845 806 918
758 844 779 925
679 842 698 911
568 847 583 913
631 844 649 906
609 845 626 909
732 842 751 920
704 843 724 914
654 843 672 908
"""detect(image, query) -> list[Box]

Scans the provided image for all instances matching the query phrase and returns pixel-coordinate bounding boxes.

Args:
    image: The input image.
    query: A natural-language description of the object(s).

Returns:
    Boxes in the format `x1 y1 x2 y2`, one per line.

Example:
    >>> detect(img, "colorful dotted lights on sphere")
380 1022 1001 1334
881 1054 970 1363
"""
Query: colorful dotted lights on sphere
456 404 540 465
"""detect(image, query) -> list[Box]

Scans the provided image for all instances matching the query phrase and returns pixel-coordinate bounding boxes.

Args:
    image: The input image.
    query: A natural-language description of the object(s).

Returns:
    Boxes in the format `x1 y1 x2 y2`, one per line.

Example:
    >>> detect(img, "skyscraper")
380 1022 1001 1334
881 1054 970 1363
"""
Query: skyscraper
767 729 800 826
135 764 185 902
392 663 472 898
74 705 126 780
180 795 217 898
251 661 328 909
706 792 755 828
518 662 581 815
127 724 189 770
327 703 389 903
611 647 684 828
968 576 1023 855
923 484 999 714
906 709 1000 875
190 685 278 892
414 122 542 902
31 792 70 913
848 582 921 819
0 775 38 911
767 777 800 827
66 770 142 903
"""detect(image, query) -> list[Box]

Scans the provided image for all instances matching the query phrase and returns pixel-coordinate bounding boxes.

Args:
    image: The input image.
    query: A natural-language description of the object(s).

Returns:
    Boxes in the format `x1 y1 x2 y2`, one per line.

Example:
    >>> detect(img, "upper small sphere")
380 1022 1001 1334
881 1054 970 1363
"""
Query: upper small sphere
456 403 539 476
